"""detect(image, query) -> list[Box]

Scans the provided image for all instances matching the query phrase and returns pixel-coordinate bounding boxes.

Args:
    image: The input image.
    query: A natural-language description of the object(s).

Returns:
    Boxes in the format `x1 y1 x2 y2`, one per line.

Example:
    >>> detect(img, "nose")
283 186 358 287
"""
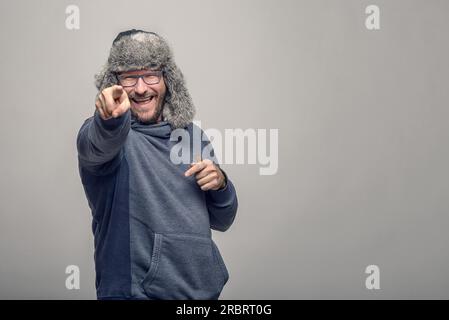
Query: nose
134 77 148 95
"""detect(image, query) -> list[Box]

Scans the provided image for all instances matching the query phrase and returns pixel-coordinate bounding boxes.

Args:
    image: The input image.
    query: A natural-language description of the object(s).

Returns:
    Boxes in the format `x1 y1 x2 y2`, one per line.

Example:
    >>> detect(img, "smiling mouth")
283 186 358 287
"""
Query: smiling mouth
132 96 155 104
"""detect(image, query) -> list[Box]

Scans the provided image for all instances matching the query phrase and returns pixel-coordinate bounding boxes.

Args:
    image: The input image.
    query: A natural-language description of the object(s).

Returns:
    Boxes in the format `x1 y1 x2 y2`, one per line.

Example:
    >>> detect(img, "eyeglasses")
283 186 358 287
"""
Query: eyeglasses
116 70 163 87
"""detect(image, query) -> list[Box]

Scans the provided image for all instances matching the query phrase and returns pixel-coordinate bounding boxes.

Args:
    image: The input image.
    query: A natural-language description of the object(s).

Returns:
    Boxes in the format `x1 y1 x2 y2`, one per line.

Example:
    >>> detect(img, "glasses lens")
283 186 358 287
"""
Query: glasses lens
143 74 160 85
119 76 137 87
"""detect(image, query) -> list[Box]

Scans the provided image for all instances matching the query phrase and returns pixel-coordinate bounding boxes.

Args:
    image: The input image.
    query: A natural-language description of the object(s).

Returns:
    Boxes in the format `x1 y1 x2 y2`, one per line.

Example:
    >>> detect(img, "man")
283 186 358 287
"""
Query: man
76 29 238 300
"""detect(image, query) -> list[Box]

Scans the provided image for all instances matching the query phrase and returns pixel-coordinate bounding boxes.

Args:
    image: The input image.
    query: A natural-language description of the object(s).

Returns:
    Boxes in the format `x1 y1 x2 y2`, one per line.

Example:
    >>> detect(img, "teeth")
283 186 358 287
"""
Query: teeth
134 96 154 103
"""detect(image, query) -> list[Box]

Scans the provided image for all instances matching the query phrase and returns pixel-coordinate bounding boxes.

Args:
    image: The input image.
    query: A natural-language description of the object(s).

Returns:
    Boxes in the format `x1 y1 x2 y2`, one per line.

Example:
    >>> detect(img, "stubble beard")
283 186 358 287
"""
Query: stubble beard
130 96 165 124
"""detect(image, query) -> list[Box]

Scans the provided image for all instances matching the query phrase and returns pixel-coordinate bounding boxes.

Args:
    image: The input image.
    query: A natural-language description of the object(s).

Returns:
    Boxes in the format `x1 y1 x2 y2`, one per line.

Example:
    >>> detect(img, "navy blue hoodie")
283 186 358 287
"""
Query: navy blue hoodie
76 109 238 299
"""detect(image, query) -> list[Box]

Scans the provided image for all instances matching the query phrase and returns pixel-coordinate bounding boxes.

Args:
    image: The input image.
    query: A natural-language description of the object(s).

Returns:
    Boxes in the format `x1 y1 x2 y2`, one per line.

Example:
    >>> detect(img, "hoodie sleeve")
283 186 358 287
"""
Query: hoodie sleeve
205 168 239 232
77 109 131 175
196 125 238 232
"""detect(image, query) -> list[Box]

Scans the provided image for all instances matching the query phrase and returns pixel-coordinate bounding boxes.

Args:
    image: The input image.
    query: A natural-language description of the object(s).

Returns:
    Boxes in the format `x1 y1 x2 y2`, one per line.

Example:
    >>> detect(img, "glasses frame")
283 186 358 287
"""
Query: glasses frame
115 70 163 87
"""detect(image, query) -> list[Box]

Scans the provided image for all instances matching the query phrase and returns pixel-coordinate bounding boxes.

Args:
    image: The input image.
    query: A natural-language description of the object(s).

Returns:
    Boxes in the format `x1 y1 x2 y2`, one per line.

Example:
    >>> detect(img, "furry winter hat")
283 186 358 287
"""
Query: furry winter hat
94 29 195 129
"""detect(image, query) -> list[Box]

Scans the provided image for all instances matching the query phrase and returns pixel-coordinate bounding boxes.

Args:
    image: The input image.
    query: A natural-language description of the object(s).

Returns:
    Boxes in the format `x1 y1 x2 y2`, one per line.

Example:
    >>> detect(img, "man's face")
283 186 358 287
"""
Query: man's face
118 68 167 124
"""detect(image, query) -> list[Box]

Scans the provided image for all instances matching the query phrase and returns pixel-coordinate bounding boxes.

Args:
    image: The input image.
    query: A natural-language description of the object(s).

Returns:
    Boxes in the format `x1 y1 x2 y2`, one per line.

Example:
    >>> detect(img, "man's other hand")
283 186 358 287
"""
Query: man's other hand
184 159 226 191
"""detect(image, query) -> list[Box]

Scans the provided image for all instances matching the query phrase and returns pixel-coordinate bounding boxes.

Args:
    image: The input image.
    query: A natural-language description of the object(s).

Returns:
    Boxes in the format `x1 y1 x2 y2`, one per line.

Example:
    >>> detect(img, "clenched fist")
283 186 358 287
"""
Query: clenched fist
95 85 131 120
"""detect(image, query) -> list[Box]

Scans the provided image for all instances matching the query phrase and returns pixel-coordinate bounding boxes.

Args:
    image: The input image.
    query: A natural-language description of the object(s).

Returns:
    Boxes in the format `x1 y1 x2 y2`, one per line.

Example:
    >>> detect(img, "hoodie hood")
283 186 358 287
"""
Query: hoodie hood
94 29 195 129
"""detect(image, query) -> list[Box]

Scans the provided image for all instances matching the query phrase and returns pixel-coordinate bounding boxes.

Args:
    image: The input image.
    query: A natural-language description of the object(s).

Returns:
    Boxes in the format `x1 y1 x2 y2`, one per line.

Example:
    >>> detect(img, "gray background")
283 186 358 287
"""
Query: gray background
0 0 448 299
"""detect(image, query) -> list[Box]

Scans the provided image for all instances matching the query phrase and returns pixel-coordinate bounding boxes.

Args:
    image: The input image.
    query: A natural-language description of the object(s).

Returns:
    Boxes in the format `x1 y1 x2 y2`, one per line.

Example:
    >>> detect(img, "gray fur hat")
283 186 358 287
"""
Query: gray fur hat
94 29 195 129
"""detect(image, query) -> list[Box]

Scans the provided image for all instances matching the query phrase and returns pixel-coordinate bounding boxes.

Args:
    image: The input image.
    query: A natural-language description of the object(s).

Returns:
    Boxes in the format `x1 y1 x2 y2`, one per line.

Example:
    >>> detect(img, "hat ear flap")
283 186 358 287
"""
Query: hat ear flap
94 64 118 92
162 61 195 129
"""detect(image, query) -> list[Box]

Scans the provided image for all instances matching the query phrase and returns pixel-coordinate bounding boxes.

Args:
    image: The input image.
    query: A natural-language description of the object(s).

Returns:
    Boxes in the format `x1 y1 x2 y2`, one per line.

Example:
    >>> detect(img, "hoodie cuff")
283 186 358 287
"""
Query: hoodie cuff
94 109 130 130
207 170 236 204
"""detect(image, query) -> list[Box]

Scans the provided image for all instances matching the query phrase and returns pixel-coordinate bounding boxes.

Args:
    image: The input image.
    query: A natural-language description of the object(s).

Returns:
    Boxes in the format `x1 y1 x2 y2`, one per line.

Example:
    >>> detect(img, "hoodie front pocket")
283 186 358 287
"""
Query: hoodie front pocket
141 233 227 300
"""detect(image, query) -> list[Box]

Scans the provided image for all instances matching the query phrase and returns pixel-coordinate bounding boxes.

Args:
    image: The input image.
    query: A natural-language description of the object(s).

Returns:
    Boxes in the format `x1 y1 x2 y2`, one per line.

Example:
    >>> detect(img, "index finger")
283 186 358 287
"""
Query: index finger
118 88 129 104
112 85 124 99
184 160 206 177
